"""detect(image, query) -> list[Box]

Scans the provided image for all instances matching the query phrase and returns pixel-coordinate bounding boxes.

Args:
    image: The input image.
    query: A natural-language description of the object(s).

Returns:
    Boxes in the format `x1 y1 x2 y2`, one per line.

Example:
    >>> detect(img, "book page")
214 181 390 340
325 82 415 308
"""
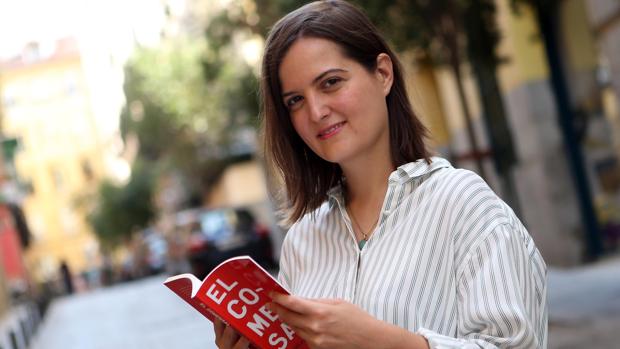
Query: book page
164 273 215 322
164 273 203 298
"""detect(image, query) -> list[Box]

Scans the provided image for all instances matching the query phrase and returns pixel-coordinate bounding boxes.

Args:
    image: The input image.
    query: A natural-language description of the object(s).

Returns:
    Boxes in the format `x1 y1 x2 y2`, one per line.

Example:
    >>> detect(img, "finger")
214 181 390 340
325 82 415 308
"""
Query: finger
272 302 317 331
270 293 315 314
232 336 250 349
219 325 241 348
312 298 341 305
223 325 240 342
287 324 315 344
213 318 225 339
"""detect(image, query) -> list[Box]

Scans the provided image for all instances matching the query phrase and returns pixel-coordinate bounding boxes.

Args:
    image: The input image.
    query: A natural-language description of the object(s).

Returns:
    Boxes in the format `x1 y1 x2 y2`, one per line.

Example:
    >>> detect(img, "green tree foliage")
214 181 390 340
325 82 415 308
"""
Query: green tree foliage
119 23 263 183
119 40 214 196
90 8 265 245
120 34 260 151
88 162 155 248
201 10 262 132
120 40 214 151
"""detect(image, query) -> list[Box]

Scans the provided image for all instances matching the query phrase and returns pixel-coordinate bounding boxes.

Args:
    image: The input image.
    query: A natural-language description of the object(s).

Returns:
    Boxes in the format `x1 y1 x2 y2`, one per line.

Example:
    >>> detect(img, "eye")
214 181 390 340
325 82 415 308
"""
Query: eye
285 95 303 110
322 77 342 89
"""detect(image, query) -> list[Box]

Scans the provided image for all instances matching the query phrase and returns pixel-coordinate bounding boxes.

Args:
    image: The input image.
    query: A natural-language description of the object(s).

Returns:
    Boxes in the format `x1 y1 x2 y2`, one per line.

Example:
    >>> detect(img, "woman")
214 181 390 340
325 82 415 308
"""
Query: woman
214 1 547 348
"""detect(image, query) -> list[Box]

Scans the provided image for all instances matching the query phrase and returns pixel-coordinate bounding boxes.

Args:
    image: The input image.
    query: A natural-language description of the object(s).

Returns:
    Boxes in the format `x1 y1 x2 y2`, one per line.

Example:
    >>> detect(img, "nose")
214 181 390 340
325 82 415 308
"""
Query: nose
307 93 329 122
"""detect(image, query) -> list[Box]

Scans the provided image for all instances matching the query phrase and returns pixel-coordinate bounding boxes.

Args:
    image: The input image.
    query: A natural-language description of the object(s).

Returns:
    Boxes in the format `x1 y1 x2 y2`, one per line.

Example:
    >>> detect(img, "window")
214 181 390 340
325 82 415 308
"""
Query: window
81 160 94 182
2 94 16 109
50 167 64 190
60 207 78 236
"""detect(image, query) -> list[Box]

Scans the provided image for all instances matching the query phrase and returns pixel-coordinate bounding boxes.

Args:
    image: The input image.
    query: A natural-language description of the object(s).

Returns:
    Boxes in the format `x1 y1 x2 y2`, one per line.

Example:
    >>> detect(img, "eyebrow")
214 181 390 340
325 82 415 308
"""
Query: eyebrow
282 68 349 98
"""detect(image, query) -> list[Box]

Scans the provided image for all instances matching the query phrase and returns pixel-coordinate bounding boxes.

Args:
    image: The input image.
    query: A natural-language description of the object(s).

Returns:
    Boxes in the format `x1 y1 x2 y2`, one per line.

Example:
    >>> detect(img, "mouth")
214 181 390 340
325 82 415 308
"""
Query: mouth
317 121 346 140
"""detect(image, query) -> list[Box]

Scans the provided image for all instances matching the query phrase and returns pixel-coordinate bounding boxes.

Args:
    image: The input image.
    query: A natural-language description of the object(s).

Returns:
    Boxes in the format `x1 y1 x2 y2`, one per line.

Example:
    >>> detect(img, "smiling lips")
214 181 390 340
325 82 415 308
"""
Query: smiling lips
317 121 346 140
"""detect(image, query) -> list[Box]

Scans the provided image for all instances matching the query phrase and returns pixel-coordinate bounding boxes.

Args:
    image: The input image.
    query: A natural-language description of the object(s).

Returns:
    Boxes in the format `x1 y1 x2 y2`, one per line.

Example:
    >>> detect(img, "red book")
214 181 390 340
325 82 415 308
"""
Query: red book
164 256 308 349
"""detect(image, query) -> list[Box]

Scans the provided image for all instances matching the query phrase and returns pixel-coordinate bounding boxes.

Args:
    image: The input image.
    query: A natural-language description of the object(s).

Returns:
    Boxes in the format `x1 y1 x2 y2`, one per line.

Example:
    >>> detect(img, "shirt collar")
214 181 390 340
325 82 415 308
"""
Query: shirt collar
327 184 344 210
388 156 451 184
327 157 452 207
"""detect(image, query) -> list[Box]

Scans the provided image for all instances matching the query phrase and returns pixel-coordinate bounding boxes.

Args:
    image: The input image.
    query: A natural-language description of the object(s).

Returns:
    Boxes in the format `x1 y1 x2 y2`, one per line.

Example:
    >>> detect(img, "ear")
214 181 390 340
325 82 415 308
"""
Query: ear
375 53 394 96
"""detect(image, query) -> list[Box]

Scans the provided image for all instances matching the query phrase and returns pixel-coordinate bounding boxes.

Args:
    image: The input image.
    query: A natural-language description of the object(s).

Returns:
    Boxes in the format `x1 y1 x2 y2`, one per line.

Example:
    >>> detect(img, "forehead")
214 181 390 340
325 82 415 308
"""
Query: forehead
278 37 351 90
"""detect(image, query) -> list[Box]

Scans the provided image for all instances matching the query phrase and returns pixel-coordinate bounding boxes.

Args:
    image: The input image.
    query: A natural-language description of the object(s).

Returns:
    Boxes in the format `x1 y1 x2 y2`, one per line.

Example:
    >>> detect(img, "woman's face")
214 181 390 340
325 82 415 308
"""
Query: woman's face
278 37 393 168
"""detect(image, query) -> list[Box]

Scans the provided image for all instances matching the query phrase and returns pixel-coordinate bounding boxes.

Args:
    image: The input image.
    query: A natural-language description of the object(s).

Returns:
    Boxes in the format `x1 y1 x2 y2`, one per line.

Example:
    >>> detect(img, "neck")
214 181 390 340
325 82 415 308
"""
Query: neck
341 155 393 244
341 154 394 206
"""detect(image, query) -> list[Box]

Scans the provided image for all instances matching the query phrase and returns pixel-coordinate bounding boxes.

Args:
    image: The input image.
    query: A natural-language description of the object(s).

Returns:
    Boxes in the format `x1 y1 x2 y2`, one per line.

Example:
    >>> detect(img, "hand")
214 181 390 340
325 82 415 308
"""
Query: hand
213 318 251 349
268 293 382 349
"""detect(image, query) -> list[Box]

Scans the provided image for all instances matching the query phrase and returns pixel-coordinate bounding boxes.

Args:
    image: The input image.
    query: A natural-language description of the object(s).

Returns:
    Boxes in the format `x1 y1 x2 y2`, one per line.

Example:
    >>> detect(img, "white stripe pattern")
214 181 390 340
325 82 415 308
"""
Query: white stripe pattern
278 157 547 348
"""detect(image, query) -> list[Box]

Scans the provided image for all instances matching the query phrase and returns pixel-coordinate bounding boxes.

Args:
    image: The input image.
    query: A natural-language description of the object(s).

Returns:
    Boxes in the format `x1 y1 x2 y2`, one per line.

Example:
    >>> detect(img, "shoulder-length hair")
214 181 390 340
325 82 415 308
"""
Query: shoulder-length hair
260 0 431 224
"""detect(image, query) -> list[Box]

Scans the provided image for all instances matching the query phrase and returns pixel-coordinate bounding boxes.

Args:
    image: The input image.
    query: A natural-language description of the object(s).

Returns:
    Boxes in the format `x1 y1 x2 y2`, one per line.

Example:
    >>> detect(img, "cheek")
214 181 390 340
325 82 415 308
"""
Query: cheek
331 85 362 116
290 115 312 143
334 81 386 124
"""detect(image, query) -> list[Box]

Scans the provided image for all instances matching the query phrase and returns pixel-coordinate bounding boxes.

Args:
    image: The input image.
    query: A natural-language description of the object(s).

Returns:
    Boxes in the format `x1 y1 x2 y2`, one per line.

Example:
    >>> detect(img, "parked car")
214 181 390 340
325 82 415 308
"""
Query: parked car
186 207 276 279
133 228 169 277
143 228 169 275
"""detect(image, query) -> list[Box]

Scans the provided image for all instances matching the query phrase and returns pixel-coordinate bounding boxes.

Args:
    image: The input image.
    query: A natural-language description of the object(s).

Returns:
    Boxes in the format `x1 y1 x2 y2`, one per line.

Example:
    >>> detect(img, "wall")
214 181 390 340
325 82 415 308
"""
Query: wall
1 40 105 280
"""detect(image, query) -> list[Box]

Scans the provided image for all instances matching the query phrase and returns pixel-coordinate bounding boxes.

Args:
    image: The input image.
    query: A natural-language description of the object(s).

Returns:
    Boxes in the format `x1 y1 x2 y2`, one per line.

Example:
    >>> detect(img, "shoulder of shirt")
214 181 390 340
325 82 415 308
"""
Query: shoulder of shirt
429 166 521 237
436 167 504 208
441 168 533 255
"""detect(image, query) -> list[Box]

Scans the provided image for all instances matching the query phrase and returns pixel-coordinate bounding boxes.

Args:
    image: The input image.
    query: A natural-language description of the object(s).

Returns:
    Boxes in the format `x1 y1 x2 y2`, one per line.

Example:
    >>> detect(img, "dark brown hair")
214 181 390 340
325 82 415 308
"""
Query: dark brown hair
260 0 431 224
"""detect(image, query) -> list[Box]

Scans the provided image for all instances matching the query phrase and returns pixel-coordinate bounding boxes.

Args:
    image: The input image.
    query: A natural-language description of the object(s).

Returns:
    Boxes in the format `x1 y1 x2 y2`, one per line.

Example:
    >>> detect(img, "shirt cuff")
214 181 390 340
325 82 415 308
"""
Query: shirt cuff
417 327 482 349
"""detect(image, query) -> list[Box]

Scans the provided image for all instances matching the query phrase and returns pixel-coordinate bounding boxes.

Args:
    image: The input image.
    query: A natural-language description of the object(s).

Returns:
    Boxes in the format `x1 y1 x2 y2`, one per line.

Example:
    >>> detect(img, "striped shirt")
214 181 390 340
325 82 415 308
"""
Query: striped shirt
278 157 548 348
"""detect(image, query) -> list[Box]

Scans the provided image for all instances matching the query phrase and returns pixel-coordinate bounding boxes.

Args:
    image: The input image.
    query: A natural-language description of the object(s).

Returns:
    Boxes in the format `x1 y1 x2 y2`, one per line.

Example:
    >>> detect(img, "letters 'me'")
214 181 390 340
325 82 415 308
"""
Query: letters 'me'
246 292 288 339
205 279 238 305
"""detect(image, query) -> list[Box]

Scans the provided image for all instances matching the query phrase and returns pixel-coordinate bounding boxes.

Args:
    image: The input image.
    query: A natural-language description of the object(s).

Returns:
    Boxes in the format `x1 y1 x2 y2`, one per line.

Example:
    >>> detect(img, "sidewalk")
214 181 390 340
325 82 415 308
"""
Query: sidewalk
548 254 620 348
30 276 217 349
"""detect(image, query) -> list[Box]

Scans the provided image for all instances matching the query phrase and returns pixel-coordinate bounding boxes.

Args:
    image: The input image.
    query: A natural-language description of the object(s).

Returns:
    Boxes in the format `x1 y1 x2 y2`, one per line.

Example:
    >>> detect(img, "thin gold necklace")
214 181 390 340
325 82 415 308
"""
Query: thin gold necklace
347 207 379 249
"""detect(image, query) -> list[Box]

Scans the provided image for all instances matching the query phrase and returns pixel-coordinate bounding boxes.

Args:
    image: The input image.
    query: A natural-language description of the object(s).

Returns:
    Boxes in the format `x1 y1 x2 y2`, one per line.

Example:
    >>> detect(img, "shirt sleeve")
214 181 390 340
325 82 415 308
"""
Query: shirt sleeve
277 230 294 292
417 223 548 348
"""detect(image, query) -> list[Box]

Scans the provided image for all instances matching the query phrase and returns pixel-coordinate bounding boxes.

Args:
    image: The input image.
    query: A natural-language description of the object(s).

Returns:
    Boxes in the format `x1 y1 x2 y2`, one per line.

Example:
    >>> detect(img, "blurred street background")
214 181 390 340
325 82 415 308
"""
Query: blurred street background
0 0 619 348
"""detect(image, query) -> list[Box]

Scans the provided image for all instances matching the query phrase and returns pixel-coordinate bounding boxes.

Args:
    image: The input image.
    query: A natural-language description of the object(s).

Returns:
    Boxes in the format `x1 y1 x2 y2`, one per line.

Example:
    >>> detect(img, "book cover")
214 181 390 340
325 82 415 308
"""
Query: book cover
164 255 307 349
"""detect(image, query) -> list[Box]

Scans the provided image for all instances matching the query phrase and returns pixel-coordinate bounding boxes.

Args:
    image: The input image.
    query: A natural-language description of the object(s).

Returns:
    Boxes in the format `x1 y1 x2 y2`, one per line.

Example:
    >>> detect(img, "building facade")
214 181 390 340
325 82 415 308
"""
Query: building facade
0 264 7 318
0 38 106 282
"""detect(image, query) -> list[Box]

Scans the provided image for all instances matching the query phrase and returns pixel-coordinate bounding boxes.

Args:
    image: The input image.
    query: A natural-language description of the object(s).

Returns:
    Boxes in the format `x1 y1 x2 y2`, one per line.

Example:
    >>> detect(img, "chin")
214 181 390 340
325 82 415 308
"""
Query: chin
313 153 339 164
309 139 360 164
317 150 356 165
